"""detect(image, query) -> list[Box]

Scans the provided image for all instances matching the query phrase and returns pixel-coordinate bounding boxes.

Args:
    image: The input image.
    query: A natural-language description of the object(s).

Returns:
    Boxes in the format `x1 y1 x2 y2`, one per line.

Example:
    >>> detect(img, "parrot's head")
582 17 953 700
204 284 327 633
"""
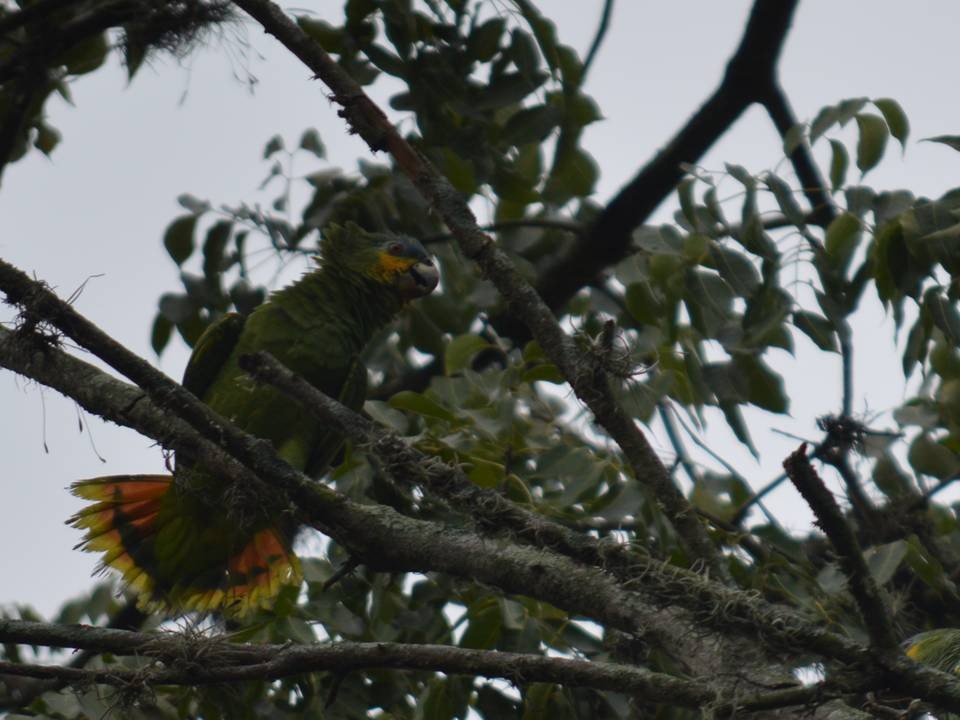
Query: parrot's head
321 222 439 300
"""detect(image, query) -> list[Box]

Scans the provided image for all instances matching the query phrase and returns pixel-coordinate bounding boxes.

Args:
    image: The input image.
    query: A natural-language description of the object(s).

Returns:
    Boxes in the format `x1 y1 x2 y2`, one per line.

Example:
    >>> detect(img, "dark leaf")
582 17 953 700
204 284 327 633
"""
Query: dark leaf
923 135 960 152
502 104 563 145
263 134 284 159
202 221 232 281
150 314 173 355
828 139 848 192
709 244 760 296
298 128 326 158
793 311 838 352
824 213 862 274
874 97 909 150
163 215 197 266
855 113 889 174
445 334 492 375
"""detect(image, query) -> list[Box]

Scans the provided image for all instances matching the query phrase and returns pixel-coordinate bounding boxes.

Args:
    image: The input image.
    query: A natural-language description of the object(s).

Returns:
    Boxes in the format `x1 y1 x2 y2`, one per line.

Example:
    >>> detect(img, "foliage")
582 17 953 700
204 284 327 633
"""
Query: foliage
6 1 960 719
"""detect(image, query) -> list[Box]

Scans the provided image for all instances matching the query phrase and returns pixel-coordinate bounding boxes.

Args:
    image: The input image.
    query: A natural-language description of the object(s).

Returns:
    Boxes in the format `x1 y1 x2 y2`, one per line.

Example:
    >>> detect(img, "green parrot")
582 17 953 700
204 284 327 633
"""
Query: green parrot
69 222 439 617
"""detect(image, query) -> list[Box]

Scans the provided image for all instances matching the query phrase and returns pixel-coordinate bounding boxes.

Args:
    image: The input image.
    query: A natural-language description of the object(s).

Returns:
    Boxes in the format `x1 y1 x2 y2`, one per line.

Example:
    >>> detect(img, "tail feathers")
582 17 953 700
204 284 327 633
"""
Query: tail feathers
69 475 301 617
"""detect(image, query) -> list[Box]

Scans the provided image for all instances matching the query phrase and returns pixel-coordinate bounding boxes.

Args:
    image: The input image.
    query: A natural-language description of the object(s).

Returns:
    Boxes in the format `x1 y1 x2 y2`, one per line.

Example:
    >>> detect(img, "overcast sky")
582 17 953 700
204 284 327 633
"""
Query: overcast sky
3 1 960 617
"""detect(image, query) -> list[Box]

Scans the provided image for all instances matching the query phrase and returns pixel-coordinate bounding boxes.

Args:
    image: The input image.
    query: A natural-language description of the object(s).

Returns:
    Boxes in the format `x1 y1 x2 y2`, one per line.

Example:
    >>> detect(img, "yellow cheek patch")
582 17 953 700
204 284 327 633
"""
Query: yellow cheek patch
372 252 415 282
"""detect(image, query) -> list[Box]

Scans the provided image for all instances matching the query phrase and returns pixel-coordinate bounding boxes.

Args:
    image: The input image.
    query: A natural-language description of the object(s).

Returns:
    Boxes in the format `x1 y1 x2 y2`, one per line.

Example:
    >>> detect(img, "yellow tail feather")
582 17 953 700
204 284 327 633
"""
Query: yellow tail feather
69 475 301 617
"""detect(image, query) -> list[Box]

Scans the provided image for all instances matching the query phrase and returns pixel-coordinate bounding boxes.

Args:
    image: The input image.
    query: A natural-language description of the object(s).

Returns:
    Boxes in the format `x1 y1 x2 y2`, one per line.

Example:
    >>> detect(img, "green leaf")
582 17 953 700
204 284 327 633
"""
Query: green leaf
793 311 838 352
298 128 325 158
177 193 210 214
163 215 197 266
444 334 492 375
872 454 913 498
709 244 760 296
719 400 758 456
828 139 849 192
874 97 909 150
725 163 755 188
364 42 405 77
492 163 539 204
542 146 598 203
158 293 193 324
441 148 478 194
263 134 285 159
62 33 109 75
624 282 661 325
502 104 563 145
905 536 948 590
459 597 501 649
298 17 344 53
477 71 548 110
521 363 565 384
824 213 862 273
810 104 841 141
925 290 960 344
150 314 173 355
468 18 506 62
909 434 960 479
522 684 576 720
389 391 458 423
34 122 61 156
765 173 805 225
476 685 520 720
516 11 559 74
202 220 232 281
510 28 541 77
855 113 889 174
677 177 697 229
923 135 960 152
734 355 788 414
836 97 869 126
562 91 602 128
865 541 908 586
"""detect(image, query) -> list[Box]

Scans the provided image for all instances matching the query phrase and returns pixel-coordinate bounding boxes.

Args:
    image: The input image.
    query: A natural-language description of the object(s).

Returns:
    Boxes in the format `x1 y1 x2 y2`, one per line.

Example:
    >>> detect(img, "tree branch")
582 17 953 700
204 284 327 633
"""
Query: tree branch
782 445 899 653
762 83 837 227
0 619 712 706
524 0 801 324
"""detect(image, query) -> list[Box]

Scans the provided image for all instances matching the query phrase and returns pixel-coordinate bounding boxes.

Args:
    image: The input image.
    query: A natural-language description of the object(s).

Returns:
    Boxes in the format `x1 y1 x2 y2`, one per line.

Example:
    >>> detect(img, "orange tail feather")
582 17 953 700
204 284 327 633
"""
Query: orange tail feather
69 475 301 617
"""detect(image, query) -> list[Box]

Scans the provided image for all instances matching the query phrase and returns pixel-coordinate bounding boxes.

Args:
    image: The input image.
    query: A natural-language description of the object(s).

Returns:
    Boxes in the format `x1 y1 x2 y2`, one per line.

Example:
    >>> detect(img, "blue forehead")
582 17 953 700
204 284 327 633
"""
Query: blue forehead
374 233 431 261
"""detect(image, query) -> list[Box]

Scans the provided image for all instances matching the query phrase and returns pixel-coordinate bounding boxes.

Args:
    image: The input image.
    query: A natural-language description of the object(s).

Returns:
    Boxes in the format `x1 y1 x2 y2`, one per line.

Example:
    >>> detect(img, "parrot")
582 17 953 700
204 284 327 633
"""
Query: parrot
68 222 439 617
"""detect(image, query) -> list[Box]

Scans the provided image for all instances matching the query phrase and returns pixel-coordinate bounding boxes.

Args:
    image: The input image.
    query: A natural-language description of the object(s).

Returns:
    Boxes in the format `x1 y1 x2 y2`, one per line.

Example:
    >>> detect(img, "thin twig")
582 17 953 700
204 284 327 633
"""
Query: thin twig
581 0 613 81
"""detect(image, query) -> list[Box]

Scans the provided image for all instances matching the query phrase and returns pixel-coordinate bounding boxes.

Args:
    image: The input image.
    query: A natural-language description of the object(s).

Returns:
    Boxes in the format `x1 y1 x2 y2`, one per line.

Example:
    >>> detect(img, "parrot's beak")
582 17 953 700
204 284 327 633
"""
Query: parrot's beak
398 259 439 299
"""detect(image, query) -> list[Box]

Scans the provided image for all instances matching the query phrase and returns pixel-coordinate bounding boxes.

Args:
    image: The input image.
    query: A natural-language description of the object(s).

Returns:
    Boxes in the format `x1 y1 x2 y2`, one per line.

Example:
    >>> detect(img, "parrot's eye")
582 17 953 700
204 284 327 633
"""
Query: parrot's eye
387 242 404 255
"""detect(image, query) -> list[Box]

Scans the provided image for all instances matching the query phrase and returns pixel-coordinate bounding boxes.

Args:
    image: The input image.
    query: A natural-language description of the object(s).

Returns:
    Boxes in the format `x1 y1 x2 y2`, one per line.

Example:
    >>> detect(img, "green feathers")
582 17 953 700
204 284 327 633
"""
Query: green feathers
70 223 438 616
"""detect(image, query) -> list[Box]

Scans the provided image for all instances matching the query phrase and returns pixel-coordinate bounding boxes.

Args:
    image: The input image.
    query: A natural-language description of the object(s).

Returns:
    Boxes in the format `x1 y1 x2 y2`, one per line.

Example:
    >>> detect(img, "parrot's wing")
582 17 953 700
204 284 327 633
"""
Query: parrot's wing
304 355 368 479
181 313 247 400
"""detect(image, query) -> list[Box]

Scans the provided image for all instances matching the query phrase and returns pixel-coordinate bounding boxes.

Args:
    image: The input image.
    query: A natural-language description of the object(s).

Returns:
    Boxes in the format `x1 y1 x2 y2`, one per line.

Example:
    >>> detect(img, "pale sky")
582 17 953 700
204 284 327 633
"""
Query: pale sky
3 2 960 616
